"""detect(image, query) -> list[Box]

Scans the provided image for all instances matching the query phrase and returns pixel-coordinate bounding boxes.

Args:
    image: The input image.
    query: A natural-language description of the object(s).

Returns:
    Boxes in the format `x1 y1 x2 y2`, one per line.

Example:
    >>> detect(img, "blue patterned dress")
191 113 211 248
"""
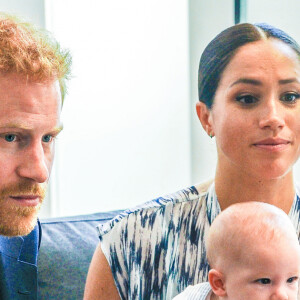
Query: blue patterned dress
98 181 300 300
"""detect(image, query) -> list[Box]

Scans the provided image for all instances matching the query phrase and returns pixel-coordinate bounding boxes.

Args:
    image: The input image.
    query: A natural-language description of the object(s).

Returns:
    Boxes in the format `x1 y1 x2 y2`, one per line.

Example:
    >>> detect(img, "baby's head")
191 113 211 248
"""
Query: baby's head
206 202 300 300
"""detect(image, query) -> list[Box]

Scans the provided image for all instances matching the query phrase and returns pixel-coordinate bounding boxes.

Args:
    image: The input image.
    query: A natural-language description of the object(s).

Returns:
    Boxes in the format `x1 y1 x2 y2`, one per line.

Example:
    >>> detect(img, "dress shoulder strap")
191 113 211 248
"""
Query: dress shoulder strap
194 179 214 194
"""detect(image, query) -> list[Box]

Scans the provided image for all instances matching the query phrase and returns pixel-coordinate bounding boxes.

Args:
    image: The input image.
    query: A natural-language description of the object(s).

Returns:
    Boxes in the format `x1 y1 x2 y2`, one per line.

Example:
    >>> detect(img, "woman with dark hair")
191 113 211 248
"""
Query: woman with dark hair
84 23 300 299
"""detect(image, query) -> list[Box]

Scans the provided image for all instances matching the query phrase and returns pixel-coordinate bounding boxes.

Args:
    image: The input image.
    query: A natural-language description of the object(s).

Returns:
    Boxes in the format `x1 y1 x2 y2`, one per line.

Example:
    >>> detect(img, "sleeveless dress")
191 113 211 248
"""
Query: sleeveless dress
98 181 300 300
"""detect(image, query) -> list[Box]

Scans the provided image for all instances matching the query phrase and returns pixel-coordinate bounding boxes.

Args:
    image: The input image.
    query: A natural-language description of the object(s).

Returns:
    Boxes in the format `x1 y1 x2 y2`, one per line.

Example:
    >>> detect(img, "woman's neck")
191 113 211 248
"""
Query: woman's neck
214 163 295 214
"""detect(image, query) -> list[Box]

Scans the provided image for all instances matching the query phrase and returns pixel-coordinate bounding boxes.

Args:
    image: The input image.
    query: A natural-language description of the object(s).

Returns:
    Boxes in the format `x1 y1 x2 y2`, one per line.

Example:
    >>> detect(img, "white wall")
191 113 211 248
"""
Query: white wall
247 0 300 40
189 0 234 183
0 0 45 27
46 0 191 216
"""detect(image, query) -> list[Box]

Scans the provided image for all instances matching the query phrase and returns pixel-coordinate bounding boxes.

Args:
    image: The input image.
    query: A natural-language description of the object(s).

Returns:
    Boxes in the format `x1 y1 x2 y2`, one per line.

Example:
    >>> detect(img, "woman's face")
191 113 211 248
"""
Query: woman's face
201 39 300 180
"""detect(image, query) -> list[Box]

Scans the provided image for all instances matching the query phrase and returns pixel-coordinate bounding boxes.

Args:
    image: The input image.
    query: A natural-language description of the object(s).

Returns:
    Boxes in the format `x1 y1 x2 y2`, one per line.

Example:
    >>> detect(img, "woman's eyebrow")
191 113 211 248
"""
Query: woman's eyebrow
230 78 261 87
230 77 300 88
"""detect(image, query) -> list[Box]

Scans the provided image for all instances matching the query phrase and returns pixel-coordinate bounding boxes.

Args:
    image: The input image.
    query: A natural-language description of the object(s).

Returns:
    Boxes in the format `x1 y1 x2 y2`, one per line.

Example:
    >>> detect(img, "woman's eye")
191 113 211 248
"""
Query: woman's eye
281 93 300 103
42 135 53 143
287 276 298 283
4 134 17 142
256 278 271 285
236 95 258 105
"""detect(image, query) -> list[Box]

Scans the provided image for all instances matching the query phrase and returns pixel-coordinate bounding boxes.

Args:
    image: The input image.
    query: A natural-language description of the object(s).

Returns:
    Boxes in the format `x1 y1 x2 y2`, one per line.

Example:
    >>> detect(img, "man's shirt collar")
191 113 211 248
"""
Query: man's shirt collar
0 222 40 265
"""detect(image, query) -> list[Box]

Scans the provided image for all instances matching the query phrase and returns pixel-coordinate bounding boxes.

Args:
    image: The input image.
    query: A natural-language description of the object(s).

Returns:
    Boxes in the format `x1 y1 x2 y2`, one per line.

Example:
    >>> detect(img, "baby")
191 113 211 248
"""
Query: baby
173 201 300 300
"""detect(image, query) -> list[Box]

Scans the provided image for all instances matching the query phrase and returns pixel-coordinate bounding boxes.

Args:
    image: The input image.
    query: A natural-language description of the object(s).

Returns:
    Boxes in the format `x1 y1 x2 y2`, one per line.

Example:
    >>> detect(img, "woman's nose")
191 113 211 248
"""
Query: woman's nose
258 98 285 134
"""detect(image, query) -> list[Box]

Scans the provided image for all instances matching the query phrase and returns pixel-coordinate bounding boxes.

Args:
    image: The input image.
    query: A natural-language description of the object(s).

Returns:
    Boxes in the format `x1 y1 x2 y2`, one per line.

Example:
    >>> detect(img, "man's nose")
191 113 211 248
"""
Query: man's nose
16 141 49 183
258 98 285 134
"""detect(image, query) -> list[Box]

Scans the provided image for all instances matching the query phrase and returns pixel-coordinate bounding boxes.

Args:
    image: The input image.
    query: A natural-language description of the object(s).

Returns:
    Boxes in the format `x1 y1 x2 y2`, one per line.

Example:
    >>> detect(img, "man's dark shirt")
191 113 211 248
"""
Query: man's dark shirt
0 222 40 300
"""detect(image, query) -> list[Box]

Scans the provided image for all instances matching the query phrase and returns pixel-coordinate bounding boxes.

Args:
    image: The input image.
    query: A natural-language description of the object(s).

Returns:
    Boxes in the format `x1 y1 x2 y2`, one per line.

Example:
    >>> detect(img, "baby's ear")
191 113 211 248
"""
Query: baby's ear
208 269 227 297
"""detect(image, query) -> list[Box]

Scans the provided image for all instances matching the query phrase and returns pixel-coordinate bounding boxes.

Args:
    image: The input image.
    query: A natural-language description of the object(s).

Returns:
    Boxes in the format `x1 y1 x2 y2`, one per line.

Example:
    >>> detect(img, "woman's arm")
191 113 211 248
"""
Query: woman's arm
84 243 121 300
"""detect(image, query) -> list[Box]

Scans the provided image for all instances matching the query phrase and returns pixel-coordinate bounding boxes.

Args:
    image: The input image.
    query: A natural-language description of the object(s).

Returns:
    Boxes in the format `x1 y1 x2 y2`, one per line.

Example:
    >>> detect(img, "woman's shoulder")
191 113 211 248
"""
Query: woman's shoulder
98 179 213 237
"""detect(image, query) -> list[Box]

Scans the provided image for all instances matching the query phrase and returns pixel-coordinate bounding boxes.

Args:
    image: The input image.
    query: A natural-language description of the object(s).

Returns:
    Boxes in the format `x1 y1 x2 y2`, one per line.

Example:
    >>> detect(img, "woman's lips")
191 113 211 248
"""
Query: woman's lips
9 195 40 206
253 138 290 151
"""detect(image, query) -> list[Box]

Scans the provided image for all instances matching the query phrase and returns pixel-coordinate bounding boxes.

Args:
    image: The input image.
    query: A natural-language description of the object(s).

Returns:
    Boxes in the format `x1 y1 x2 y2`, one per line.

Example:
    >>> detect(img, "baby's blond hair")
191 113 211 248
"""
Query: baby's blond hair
206 202 297 269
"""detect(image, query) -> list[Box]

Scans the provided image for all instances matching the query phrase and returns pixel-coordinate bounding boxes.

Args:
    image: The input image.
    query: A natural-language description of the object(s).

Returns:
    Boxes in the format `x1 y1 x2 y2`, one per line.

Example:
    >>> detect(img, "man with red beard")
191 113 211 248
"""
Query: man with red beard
0 14 71 299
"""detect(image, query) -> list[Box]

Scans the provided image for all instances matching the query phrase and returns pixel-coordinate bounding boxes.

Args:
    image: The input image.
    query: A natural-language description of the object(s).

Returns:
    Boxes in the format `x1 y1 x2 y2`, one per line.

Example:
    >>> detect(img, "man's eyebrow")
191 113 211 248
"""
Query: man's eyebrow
278 78 300 84
0 123 31 130
0 123 64 133
51 125 64 134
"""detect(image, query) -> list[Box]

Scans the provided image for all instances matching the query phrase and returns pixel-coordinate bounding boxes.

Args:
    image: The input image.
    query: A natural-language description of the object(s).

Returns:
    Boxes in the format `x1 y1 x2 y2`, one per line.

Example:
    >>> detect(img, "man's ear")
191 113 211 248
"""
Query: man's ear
195 102 214 137
208 269 227 297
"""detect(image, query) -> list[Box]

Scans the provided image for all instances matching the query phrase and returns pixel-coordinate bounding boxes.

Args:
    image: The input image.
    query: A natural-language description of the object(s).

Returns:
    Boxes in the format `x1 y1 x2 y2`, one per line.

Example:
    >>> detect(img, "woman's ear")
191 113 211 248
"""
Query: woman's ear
208 269 227 297
196 102 214 137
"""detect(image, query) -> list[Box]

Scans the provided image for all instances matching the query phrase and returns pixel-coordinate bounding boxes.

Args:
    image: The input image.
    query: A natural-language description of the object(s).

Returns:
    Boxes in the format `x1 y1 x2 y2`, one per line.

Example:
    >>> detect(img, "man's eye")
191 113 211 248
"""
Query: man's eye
42 135 53 143
4 134 17 142
236 95 258 104
287 276 298 283
281 93 300 103
256 278 271 284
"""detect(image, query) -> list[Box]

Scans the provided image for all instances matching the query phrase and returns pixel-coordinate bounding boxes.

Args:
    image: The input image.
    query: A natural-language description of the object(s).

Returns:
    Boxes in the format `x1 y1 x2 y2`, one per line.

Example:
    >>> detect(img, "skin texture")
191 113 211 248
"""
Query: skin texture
197 39 300 213
84 39 300 299
0 73 62 236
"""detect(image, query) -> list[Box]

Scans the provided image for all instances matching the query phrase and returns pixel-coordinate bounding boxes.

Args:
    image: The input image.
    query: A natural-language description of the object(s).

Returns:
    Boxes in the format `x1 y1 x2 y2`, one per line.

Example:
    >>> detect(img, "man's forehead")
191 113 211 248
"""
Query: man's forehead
0 74 62 117
0 74 61 99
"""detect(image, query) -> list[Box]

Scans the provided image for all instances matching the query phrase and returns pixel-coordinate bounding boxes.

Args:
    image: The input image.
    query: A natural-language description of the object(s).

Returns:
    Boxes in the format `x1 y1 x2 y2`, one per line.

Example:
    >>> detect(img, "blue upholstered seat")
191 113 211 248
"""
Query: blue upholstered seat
38 211 122 300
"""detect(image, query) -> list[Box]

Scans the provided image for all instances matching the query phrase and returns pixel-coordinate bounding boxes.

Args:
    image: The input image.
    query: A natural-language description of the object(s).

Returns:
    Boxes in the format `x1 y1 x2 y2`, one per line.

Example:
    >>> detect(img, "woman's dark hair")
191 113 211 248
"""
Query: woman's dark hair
198 23 300 108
